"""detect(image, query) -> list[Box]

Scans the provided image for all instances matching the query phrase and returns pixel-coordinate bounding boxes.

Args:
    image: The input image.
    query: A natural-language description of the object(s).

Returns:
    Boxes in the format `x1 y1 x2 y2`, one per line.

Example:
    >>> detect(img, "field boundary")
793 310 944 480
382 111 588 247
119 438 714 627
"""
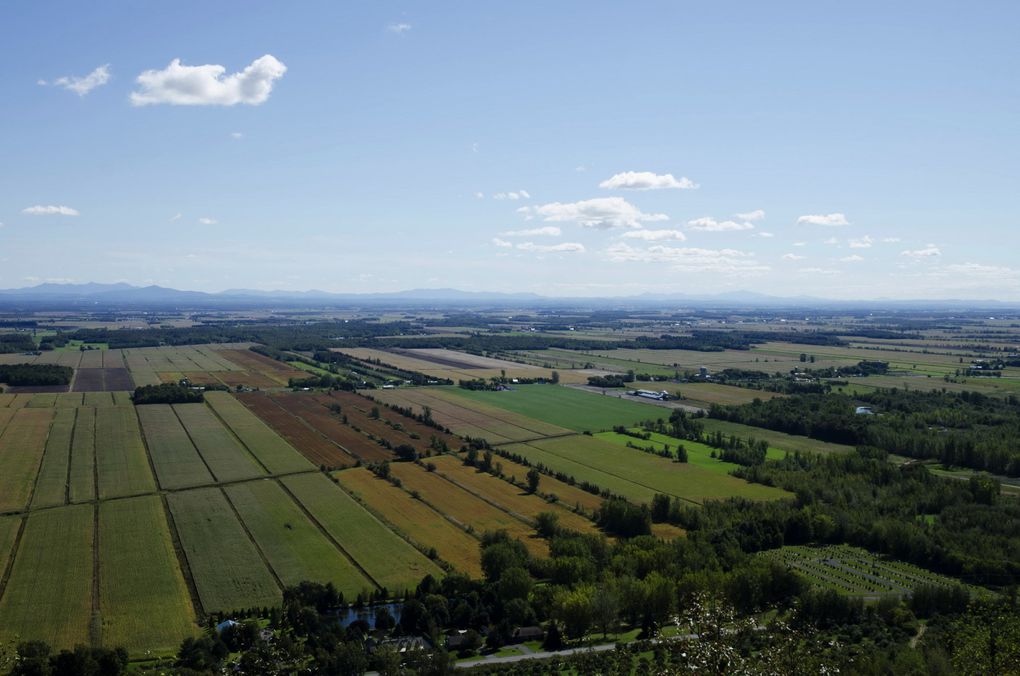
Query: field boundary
219 487 286 593
160 493 207 618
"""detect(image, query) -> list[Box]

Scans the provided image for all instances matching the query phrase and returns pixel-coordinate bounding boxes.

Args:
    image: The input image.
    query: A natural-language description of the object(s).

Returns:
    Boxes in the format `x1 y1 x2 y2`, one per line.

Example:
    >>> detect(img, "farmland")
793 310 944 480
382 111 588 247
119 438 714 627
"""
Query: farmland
0 407 55 512
137 404 215 489
204 391 314 474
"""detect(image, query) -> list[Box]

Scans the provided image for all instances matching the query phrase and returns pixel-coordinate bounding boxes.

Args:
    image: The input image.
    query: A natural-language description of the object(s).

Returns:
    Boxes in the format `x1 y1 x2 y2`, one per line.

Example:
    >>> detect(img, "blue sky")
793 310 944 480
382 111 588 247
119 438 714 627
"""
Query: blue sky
2 1 1018 298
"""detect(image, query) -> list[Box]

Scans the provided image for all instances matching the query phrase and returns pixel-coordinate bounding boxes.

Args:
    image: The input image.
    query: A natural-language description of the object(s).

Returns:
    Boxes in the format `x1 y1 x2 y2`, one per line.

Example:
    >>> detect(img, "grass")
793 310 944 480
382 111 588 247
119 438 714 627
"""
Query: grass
99 495 197 654
95 406 157 498
69 407 97 503
0 515 21 585
166 487 281 614
0 504 94 649
504 435 791 505
676 382 784 407
31 407 75 508
173 403 265 482
224 479 376 597
593 430 784 477
83 392 115 407
137 404 214 489
204 392 313 474
334 467 483 577
446 384 657 433
700 418 853 455
282 472 444 593
0 408 55 512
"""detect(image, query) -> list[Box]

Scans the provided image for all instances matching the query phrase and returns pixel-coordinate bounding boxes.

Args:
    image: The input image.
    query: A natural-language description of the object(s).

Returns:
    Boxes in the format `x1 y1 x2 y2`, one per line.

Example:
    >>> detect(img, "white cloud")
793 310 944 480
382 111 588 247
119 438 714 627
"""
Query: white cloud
231 131 244 139
131 55 287 106
797 212 849 226
599 171 698 191
620 229 687 242
848 235 873 249
823 237 840 245
198 217 218 225
840 254 865 262
22 205 79 216
501 226 561 237
687 216 754 232
735 209 765 221
882 237 902 243
606 242 769 273
492 238 513 249
792 241 807 247
474 192 484 199
901 245 941 259
169 213 182 222
945 263 1020 279
755 232 775 238
782 253 806 261
516 241 585 253
519 197 667 229
387 23 412 34
493 190 530 201
51 64 111 95
799 267 841 275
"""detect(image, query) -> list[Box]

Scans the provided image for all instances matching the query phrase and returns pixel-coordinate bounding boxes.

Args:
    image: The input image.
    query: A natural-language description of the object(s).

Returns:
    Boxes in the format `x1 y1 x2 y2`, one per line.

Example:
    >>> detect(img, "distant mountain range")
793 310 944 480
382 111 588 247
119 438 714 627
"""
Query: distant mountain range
0 282 1014 310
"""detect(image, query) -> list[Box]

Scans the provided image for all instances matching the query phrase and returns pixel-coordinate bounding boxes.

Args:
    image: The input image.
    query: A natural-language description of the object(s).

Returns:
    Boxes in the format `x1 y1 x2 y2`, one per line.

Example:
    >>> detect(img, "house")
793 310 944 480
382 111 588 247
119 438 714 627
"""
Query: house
634 389 669 401
855 406 875 415
507 626 545 644
215 619 238 633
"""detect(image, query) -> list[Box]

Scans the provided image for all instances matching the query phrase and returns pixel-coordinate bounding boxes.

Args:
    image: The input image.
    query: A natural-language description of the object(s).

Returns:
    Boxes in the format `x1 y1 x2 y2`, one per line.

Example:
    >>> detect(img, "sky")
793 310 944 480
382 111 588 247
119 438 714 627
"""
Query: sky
1 1 1019 299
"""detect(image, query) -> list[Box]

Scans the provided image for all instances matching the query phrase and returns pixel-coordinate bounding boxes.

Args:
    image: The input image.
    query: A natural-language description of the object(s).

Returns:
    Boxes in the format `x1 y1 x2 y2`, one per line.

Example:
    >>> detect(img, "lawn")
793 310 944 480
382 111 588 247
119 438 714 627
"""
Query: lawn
99 495 198 654
445 384 657 433
282 472 443 592
224 479 376 597
95 406 156 498
204 392 313 474
334 468 483 577
174 403 264 482
166 487 281 614
0 504 94 649
137 404 214 489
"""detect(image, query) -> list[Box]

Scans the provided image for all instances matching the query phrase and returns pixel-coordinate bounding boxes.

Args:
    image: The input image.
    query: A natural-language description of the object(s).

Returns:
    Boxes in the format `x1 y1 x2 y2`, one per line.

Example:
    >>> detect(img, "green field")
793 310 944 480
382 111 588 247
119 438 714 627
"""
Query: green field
31 407 75 508
99 496 197 654
594 430 785 476
224 479 376 597
761 544 972 599
0 504 94 648
504 435 790 505
166 487 282 614
69 407 97 503
137 404 214 489
700 418 854 456
0 515 21 583
446 384 660 432
95 406 156 498
0 407 54 512
204 392 313 474
282 473 443 592
173 403 264 482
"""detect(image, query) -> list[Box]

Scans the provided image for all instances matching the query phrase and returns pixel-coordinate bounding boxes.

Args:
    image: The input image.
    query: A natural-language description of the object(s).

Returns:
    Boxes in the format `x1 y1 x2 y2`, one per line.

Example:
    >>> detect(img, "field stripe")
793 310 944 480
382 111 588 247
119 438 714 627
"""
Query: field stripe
172 403 265 482
0 504 94 648
31 407 75 508
0 408 55 513
69 407 97 503
166 487 281 614
137 405 215 489
99 495 198 654
96 406 157 499
282 473 443 592
204 392 314 475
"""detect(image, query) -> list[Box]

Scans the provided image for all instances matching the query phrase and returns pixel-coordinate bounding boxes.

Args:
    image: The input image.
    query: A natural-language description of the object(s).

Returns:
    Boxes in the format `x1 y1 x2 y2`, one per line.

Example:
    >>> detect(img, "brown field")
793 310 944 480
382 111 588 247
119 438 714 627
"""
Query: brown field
216 350 305 385
335 347 594 384
268 393 393 464
650 523 687 539
322 391 462 451
676 382 784 407
335 467 483 577
428 455 600 535
451 451 603 514
386 462 548 557
72 368 134 392
236 392 357 467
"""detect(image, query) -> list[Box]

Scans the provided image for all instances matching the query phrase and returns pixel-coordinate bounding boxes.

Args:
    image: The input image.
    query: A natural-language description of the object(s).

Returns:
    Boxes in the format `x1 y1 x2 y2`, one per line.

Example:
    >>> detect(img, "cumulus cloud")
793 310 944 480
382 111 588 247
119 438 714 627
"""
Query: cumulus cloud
492 238 513 249
782 253 805 261
48 64 111 95
198 217 218 225
797 213 849 226
882 237 902 243
901 245 941 259
131 55 287 106
606 243 768 273
22 205 79 216
169 213 182 222
501 226 561 237
735 209 765 221
599 171 698 191
493 190 530 201
848 235 873 249
755 232 775 238
620 229 687 241
231 131 244 139
516 241 585 253
687 216 754 232
840 254 865 262
519 197 667 229
387 23 412 34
